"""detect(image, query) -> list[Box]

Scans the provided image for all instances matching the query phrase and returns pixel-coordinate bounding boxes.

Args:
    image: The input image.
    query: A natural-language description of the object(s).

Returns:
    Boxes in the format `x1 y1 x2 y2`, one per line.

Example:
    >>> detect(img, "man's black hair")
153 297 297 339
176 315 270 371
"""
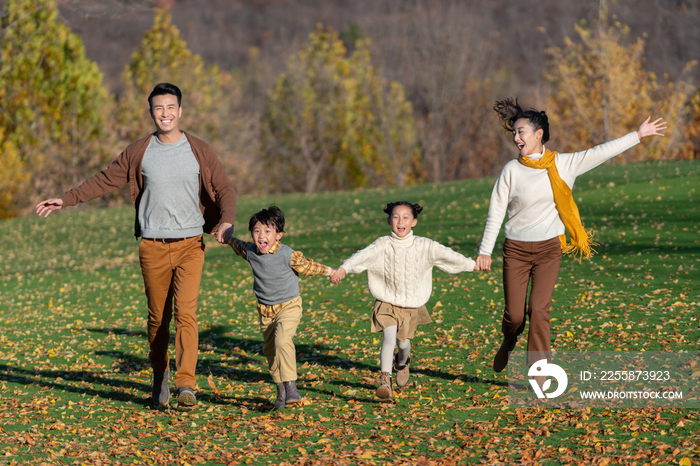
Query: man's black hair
148 83 182 108
248 205 285 233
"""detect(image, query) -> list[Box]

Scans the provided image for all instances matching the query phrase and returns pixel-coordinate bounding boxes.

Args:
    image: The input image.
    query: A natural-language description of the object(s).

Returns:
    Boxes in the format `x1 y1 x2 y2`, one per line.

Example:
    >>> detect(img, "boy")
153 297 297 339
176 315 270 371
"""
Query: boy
228 205 334 408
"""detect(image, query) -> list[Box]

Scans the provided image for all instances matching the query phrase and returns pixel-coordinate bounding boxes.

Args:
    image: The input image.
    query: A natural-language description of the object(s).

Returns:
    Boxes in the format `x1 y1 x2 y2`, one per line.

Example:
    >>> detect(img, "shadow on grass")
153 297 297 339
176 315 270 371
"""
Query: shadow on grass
0 362 152 406
0 324 500 409
0 359 277 412
88 324 481 382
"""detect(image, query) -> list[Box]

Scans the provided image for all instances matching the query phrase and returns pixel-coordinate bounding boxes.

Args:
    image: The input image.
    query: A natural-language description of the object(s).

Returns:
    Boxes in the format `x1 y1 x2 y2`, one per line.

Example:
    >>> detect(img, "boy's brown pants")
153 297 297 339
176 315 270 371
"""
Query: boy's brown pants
139 235 205 389
502 237 562 366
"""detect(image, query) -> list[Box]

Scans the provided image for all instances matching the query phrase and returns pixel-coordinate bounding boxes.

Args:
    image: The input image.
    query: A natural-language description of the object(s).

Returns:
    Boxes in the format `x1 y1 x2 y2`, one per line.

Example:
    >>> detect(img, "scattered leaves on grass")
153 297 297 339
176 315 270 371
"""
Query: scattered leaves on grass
0 162 697 464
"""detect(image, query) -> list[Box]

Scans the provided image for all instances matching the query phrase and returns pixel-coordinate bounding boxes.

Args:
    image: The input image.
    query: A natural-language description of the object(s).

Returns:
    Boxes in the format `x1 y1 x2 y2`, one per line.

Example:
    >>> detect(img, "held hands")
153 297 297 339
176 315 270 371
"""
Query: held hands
36 198 64 217
329 267 346 284
637 117 667 139
475 254 492 272
215 223 233 244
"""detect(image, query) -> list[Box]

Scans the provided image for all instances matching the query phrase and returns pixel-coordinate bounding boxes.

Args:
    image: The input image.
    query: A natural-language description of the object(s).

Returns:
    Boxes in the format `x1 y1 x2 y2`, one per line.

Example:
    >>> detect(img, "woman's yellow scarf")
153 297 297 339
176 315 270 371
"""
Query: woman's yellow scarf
519 149 597 260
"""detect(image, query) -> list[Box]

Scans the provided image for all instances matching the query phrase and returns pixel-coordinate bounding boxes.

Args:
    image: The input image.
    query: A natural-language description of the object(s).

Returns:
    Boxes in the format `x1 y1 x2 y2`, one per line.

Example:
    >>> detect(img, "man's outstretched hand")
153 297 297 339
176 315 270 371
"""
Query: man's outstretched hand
36 198 64 218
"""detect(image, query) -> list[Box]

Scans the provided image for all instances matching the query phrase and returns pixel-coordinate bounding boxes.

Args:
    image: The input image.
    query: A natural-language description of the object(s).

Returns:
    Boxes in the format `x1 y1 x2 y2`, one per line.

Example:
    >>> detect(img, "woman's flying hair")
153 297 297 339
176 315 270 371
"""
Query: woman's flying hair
493 97 550 144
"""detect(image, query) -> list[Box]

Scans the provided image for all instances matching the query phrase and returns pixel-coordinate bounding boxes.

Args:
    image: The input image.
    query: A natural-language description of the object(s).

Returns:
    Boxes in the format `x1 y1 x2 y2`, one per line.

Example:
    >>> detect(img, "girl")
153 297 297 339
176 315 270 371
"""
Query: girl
476 98 666 373
331 202 476 401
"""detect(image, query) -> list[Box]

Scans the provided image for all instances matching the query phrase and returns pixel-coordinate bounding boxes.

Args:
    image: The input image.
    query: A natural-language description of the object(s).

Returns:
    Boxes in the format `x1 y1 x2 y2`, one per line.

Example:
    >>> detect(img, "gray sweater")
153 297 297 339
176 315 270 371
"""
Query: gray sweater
138 133 205 239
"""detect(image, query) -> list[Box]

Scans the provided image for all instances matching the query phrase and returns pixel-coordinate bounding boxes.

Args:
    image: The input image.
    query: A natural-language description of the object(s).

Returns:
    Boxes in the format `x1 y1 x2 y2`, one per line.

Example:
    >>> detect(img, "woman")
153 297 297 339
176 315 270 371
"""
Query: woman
476 98 666 372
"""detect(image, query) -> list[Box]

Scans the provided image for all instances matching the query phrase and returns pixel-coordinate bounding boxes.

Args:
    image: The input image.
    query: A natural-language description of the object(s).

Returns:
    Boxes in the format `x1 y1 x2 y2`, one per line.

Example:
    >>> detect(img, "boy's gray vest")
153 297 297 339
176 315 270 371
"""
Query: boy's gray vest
246 243 300 305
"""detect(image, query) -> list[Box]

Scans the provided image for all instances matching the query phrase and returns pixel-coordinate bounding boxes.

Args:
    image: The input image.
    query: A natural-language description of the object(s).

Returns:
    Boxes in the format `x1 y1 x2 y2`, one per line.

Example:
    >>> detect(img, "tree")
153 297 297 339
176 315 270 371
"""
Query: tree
0 0 112 209
361 0 502 183
260 25 419 193
682 90 700 159
117 8 243 184
544 7 696 161
340 38 421 188
0 130 28 218
260 27 345 194
440 77 512 180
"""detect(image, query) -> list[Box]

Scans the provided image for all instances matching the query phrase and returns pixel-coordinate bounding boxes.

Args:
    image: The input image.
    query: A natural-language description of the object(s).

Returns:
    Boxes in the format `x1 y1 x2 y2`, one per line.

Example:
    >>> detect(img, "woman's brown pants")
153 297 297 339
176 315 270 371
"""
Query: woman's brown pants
502 237 562 366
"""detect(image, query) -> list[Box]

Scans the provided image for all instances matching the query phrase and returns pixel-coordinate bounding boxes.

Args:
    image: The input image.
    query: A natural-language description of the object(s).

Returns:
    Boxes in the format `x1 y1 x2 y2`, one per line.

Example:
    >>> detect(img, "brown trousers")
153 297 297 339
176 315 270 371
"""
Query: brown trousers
139 236 205 389
502 237 562 366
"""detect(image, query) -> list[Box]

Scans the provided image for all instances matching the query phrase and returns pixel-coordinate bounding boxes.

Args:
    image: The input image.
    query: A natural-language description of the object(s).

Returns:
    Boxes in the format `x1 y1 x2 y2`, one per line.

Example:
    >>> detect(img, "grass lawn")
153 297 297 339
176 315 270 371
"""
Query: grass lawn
0 160 698 465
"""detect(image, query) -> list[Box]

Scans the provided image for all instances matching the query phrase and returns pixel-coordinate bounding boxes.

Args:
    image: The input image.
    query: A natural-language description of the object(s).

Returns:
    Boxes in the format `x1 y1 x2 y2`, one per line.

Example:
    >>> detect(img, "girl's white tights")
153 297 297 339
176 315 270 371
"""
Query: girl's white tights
380 325 412 373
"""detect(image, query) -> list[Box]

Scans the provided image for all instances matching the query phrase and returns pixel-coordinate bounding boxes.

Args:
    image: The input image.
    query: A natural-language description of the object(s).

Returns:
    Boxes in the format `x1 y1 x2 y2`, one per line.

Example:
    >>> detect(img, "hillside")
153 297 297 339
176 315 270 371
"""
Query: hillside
48 0 700 93
0 160 697 463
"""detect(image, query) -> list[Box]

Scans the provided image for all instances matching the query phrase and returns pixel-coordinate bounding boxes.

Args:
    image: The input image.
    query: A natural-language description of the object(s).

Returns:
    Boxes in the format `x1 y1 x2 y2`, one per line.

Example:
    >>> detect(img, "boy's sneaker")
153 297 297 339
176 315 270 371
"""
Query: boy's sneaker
152 370 170 408
274 383 286 409
394 354 411 388
284 381 301 406
375 371 393 401
176 386 197 411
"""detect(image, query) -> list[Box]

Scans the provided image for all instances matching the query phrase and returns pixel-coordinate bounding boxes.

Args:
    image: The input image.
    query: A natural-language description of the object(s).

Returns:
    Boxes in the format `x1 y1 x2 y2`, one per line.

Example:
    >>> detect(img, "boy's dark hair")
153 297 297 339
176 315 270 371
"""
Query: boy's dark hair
384 201 423 218
148 83 182 108
248 205 285 233
493 97 550 144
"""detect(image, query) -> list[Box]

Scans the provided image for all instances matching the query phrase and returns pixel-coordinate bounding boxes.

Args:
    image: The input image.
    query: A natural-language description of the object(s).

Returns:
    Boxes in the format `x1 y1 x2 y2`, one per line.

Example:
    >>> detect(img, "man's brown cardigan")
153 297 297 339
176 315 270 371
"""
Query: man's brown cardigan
60 131 237 237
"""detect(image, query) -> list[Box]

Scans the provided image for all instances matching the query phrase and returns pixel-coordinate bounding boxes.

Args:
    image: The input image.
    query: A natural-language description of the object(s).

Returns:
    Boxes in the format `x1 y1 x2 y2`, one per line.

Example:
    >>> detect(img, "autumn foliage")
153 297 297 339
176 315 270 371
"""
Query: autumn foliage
117 9 239 148
683 89 700 159
544 12 696 160
0 1 699 218
260 26 420 193
0 0 112 216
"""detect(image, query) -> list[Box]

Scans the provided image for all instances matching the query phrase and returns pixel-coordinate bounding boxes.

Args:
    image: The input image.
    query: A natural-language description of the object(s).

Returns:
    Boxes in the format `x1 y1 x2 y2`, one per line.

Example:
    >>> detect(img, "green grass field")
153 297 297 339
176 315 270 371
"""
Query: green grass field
0 160 698 465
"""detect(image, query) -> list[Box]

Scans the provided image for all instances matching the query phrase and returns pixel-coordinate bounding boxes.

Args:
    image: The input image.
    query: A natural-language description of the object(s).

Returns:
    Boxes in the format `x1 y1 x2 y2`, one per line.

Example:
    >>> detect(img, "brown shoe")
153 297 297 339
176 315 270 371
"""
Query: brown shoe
375 371 393 401
493 336 517 373
394 354 411 388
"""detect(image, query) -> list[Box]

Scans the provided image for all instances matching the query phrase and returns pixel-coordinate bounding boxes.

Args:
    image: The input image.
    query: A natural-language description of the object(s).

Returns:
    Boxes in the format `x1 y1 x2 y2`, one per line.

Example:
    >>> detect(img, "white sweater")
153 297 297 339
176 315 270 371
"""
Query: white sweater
478 132 640 256
341 231 476 308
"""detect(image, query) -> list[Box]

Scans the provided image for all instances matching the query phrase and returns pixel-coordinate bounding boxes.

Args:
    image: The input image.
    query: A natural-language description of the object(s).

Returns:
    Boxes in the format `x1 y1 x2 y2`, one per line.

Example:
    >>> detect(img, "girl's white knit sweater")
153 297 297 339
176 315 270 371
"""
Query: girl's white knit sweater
340 231 475 308
478 132 640 256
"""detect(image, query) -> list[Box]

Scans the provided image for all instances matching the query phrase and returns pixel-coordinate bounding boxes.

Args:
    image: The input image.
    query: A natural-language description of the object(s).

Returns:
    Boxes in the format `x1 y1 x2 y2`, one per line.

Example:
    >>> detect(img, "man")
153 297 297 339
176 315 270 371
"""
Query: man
36 83 236 411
